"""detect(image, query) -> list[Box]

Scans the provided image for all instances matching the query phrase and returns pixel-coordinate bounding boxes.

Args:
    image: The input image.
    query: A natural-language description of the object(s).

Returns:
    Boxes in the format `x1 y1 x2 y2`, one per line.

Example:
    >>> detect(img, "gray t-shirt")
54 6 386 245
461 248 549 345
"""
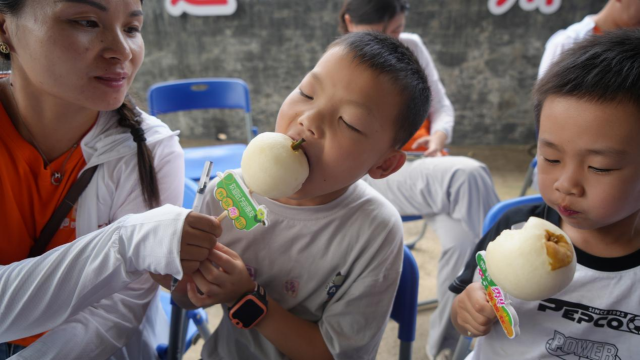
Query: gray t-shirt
200 177 404 359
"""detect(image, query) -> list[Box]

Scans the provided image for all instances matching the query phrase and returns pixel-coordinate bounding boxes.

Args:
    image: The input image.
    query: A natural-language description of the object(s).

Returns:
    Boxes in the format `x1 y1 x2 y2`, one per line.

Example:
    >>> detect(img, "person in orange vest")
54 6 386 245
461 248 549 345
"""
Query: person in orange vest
0 0 216 359
339 1 501 359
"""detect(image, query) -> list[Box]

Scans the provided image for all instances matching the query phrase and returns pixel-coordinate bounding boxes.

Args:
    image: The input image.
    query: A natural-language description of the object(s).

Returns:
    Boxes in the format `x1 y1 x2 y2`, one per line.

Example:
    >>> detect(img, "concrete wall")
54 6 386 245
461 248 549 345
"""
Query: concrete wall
134 0 604 146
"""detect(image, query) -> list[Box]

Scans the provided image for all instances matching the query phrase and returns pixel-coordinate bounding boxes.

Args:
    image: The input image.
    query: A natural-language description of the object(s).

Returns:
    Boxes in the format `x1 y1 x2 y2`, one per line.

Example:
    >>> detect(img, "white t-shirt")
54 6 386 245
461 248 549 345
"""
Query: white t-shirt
451 204 640 360
538 15 597 78
199 176 404 360
472 264 640 359
399 32 455 143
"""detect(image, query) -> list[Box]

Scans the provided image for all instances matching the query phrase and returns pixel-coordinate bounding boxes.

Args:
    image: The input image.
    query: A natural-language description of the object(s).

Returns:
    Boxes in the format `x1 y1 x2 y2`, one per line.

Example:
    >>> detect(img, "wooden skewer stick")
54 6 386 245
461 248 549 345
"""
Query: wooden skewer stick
217 211 228 221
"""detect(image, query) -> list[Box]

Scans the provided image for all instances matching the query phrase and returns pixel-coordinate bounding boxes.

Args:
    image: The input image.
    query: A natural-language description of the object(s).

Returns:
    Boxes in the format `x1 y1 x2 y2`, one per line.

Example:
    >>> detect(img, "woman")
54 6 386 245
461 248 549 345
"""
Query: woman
0 0 185 358
339 1 501 359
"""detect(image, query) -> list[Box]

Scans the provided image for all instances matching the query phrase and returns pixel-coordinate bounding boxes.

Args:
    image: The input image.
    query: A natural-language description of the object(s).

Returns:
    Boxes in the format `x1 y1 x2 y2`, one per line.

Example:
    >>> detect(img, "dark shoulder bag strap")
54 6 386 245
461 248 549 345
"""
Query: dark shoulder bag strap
28 166 99 258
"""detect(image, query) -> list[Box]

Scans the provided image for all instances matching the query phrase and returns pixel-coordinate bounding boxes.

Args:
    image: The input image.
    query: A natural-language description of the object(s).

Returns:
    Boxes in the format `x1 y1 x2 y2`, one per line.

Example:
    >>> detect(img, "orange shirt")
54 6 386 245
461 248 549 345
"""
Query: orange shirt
402 118 431 152
0 103 87 346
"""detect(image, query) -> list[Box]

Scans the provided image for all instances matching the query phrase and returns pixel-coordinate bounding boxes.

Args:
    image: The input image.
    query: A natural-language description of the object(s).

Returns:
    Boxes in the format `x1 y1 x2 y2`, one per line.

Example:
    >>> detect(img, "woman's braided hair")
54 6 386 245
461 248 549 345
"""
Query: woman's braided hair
116 95 160 209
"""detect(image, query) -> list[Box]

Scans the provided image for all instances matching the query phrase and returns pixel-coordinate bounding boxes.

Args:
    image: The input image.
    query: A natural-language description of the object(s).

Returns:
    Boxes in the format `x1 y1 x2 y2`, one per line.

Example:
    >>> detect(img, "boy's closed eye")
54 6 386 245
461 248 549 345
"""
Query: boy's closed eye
298 88 364 135
339 116 363 134
299 88 314 100
543 157 617 174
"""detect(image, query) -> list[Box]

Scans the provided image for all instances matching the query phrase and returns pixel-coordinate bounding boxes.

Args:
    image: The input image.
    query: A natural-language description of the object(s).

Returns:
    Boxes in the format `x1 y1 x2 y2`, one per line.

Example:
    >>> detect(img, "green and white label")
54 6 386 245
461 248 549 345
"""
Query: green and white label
215 170 268 231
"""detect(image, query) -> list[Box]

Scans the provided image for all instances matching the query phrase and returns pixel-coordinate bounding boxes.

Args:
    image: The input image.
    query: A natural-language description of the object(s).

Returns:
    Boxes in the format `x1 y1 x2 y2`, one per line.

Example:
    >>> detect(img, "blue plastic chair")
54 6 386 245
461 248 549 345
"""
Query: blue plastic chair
390 246 420 360
183 177 198 208
451 194 544 360
402 215 428 250
147 78 255 180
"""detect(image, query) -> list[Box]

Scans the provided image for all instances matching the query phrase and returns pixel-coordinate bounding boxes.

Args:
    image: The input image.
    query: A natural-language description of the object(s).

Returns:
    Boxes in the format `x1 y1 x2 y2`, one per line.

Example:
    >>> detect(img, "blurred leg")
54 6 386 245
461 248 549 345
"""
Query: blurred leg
363 156 500 357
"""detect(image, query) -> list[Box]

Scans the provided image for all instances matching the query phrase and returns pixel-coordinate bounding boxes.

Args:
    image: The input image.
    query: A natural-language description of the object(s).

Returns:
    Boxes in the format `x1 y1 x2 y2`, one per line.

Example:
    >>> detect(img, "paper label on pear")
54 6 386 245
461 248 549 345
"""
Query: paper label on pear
215 170 268 231
476 251 520 339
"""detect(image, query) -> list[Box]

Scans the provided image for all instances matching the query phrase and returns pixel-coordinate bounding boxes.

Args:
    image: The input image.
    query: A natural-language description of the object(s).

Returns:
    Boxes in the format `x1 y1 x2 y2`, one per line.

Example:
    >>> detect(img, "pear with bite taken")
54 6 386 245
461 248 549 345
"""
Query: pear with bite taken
485 217 576 301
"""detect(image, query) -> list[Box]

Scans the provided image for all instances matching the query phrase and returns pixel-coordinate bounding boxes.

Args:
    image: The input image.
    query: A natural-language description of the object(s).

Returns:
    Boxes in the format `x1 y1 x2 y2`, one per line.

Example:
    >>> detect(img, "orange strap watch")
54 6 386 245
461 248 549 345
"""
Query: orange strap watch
228 283 268 329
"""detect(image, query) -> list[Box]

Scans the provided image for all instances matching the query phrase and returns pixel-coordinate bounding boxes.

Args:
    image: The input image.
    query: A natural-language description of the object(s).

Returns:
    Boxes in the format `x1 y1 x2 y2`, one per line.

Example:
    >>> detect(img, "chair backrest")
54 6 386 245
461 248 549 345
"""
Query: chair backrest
147 78 253 143
482 194 544 235
183 178 198 209
390 246 420 342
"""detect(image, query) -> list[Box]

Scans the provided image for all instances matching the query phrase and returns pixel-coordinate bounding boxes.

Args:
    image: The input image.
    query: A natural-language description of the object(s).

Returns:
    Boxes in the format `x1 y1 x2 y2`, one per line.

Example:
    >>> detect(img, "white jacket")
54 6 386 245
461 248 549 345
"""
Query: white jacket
1 110 185 360
399 32 455 143
538 15 596 78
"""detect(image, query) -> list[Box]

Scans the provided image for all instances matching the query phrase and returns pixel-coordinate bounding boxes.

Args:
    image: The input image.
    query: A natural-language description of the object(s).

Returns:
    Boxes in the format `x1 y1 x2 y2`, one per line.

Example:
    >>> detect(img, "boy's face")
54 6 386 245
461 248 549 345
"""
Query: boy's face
537 96 640 232
274 47 405 205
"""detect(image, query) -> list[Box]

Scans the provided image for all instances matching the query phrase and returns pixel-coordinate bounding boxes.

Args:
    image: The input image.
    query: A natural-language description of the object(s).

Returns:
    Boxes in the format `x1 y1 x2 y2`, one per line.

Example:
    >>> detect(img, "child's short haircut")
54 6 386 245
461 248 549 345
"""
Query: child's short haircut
329 31 431 149
534 28 640 126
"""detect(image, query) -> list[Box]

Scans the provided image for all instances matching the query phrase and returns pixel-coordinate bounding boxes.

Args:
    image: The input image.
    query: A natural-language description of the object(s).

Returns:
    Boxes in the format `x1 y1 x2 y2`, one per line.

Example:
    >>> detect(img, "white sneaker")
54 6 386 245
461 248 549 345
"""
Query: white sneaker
436 349 453 360
427 348 452 360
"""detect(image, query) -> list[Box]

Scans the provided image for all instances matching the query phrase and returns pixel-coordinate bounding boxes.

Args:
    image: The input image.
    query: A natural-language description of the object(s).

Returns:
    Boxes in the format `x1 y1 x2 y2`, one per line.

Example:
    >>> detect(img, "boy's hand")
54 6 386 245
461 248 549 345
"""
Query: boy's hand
186 243 255 308
451 282 497 337
180 212 222 275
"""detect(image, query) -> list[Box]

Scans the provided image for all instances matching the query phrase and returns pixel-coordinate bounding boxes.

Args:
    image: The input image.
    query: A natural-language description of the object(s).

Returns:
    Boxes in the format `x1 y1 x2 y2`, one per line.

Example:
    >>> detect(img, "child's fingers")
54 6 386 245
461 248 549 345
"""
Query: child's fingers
186 282 215 308
471 286 498 321
214 242 241 261
191 271 223 298
198 261 228 286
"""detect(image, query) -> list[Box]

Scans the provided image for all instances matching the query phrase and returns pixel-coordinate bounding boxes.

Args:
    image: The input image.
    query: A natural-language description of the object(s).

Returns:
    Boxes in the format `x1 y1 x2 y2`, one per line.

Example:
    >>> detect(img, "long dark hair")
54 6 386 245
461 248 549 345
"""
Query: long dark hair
0 0 160 209
338 0 409 34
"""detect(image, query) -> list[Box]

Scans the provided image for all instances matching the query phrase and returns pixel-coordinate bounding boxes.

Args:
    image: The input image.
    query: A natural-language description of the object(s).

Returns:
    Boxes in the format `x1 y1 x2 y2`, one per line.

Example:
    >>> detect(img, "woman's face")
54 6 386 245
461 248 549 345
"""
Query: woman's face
2 0 144 111
346 12 405 39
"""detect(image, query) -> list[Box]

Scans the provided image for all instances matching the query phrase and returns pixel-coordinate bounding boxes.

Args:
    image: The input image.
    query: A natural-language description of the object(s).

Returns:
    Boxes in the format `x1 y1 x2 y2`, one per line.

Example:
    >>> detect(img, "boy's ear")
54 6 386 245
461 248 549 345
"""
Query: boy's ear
368 149 406 180
344 14 355 32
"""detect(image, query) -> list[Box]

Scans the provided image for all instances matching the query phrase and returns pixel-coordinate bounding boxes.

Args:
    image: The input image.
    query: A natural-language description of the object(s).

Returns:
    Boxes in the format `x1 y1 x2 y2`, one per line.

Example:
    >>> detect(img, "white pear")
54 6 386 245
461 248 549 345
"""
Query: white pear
485 217 576 301
241 132 309 199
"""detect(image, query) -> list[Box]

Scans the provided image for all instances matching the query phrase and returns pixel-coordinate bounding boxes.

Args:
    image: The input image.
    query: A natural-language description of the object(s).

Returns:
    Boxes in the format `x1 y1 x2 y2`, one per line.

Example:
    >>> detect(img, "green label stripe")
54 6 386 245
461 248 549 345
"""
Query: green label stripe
215 171 268 231
476 251 518 339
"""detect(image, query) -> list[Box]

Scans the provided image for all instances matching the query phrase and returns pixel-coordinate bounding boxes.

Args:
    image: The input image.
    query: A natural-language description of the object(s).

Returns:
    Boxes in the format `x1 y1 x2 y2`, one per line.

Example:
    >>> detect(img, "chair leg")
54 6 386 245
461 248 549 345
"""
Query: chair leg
519 164 535 197
451 335 473 360
417 298 438 311
405 218 428 250
167 307 189 360
399 341 412 360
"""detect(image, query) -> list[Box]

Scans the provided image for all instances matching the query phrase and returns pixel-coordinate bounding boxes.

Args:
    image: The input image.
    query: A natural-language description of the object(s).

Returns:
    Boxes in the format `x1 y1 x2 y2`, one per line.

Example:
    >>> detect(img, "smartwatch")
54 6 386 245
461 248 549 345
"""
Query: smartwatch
228 283 268 329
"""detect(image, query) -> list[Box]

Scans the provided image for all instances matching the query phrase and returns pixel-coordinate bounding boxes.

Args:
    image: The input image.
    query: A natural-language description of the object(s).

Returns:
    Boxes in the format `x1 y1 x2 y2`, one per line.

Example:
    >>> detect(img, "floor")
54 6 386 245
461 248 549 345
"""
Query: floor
180 144 537 360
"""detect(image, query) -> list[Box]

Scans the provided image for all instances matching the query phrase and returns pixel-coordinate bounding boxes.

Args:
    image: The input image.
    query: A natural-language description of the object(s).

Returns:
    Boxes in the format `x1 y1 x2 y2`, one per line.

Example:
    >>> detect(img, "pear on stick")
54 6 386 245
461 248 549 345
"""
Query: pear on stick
241 132 309 199
485 217 576 301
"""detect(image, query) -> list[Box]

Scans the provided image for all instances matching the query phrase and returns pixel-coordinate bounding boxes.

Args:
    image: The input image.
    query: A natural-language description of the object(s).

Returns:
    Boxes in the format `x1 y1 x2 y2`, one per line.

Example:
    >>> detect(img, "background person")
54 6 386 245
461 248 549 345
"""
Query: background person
0 0 185 358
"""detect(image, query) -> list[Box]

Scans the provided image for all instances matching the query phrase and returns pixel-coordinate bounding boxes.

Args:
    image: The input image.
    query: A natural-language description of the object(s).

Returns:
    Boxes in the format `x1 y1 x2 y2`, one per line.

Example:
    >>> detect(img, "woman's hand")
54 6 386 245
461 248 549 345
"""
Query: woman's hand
151 212 221 292
186 243 255 308
180 212 222 275
411 130 447 157
451 282 497 337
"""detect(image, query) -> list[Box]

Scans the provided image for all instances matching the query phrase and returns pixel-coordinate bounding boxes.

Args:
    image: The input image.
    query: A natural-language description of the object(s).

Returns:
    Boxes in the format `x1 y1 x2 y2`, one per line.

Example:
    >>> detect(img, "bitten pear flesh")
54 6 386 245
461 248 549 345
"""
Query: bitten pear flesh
485 217 576 301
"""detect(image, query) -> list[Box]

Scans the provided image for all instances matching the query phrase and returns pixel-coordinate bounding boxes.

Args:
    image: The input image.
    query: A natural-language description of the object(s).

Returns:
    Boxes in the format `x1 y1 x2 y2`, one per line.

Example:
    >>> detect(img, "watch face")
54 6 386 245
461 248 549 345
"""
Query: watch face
234 299 265 327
